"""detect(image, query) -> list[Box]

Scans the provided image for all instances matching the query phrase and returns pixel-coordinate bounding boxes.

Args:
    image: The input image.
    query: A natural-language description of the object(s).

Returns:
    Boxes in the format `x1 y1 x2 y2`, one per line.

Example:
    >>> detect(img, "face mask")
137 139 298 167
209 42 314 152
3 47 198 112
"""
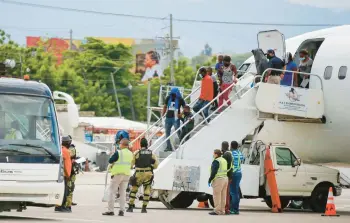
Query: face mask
299 57 305 61
184 112 190 116
267 55 272 59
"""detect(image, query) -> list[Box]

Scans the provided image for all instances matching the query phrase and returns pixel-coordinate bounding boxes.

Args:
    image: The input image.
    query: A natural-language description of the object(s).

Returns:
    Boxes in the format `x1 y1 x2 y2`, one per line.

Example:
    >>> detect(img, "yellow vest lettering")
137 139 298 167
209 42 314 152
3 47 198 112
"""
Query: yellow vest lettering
210 157 228 182
109 148 133 176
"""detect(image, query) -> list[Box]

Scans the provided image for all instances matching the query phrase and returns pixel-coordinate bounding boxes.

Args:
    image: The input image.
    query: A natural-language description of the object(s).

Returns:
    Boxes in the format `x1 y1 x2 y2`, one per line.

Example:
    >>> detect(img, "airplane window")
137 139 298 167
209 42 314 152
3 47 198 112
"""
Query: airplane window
324 66 333 80
338 66 347 80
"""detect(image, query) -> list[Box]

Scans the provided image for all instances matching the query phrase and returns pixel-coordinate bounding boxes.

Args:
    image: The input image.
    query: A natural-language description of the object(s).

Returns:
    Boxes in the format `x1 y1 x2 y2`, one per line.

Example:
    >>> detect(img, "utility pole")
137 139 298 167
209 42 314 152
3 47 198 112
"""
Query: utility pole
110 71 122 117
69 29 73 50
169 14 175 85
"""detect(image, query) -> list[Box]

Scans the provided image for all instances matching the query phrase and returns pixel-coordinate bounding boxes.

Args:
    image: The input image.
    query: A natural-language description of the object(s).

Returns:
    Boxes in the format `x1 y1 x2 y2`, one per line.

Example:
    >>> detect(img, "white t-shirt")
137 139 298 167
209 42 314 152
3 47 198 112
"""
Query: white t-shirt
141 64 163 82
14 130 23 139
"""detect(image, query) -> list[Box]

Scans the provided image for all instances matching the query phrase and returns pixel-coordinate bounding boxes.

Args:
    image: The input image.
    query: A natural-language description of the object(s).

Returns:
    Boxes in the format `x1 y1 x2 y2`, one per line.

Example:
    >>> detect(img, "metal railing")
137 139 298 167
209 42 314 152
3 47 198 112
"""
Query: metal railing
149 70 256 154
261 68 324 89
178 75 262 159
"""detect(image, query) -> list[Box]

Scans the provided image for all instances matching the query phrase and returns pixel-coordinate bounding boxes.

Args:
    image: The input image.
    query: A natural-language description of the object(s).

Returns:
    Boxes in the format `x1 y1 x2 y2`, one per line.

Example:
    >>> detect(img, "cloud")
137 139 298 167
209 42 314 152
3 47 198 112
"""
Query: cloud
287 0 350 10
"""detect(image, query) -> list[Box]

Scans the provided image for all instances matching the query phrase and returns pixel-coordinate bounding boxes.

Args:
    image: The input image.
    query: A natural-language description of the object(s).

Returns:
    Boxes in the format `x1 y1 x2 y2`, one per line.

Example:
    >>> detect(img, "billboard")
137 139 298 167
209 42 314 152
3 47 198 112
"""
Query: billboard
25 36 178 79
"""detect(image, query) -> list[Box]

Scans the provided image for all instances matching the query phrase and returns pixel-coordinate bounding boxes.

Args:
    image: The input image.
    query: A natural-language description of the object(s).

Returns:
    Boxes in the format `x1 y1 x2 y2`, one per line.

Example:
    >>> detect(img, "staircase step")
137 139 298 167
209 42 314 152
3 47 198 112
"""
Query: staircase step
258 112 274 120
159 151 173 159
258 112 326 124
277 115 326 123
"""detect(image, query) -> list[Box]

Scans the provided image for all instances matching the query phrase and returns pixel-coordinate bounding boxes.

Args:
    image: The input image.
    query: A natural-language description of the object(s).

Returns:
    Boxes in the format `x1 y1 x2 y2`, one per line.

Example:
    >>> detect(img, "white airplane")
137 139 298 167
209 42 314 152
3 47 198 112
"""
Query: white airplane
238 25 350 164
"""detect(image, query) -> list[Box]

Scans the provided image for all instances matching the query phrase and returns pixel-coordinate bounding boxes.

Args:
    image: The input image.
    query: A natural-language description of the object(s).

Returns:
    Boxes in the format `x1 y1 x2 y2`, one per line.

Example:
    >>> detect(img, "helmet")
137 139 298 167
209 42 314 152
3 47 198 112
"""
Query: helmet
115 130 129 143
61 136 71 148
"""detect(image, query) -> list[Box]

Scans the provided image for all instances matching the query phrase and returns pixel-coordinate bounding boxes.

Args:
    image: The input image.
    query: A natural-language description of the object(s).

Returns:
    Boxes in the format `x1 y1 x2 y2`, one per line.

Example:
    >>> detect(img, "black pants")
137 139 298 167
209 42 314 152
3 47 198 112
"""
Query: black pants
61 178 69 207
180 128 192 143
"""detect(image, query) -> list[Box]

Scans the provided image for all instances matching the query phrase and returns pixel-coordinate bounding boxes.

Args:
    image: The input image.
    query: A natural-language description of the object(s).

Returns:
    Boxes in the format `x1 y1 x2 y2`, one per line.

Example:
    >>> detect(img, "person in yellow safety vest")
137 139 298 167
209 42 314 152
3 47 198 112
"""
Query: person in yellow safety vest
5 121 23 140
208 149 228 215
103 139 133 217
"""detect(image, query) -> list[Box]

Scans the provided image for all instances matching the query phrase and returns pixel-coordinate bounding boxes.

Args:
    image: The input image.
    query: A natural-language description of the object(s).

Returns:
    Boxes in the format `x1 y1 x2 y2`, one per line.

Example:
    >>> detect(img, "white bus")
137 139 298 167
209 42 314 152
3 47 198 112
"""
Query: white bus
0 77 64 212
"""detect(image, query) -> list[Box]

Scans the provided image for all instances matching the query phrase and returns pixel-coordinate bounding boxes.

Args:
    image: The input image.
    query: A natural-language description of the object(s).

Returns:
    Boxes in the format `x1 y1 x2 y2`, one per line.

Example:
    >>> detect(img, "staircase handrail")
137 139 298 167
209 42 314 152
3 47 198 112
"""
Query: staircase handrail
150 71 255 154
261 68 324 89
178 75 262 159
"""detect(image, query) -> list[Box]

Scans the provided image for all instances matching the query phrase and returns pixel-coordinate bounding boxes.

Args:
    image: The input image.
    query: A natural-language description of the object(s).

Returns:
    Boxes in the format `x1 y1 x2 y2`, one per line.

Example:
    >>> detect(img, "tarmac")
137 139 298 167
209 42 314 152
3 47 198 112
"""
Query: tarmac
1 172 350 223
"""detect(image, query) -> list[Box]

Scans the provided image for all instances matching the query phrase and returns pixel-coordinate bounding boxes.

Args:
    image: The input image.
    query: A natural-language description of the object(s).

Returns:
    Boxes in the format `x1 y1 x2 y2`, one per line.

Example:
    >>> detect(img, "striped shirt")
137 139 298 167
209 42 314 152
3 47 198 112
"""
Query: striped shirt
232 150 244 173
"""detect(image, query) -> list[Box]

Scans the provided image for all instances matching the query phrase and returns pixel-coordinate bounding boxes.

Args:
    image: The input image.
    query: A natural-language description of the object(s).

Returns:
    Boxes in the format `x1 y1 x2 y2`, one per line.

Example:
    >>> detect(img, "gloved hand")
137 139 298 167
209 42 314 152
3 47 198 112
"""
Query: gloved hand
208 183 211 187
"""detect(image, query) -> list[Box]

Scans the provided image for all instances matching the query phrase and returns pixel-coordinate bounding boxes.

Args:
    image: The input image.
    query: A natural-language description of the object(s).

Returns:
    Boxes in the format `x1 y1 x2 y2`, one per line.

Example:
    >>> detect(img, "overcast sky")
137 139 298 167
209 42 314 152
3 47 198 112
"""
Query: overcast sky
1 0 350 57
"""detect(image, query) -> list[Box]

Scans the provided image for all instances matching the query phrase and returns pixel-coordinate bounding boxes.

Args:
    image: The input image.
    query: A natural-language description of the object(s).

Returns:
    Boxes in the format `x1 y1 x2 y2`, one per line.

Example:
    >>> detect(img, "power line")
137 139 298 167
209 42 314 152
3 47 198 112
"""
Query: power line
0 0 344 27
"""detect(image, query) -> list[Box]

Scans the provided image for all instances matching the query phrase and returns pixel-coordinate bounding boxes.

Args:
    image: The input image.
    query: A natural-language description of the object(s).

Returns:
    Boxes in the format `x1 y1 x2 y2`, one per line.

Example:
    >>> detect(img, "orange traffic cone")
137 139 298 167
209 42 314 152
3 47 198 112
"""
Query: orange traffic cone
322 187 340 217
198 201 209 208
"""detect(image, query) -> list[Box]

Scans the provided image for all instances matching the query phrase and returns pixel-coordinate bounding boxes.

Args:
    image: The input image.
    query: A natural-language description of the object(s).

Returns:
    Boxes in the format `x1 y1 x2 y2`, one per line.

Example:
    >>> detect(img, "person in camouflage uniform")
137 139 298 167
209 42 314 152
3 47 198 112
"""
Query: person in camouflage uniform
127 138 159 213
65 136 80 211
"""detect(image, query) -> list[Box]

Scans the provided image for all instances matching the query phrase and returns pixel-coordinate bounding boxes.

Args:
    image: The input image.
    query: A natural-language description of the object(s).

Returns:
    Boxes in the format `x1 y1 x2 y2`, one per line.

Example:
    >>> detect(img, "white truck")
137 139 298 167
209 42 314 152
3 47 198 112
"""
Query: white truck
152 142 342 213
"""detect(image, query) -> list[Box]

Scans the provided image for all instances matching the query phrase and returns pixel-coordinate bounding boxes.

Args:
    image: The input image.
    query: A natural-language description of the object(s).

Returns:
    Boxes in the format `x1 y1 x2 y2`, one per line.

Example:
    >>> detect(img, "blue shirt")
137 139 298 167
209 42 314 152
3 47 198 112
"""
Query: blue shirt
281 61 297 86
232 150 244 173
215 62 223 71
268 56 284 75
109 151 119 164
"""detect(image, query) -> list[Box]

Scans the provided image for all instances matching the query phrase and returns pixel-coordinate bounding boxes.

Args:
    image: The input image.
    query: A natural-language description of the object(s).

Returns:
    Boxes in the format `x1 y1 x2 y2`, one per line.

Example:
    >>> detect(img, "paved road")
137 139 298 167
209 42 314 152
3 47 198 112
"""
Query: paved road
1 172 350 223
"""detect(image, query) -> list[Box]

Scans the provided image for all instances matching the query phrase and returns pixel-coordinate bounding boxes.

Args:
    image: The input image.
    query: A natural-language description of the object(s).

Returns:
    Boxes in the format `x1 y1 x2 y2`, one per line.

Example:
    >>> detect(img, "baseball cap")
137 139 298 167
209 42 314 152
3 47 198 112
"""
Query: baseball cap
266 49 275 54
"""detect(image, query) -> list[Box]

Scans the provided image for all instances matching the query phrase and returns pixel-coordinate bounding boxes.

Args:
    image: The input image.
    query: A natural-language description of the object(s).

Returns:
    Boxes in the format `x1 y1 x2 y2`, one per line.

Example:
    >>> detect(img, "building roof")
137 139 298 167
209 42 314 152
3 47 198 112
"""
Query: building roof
79 117 149 131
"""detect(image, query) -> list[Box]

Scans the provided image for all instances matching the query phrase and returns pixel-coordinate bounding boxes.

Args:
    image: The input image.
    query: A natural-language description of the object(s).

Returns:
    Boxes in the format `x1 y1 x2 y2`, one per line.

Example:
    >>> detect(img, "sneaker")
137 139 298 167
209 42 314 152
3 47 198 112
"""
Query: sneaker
54 206 62 212
102 212 114 216
118 211 124 216
208 211 218 215
61 207 72 213
141 207 147 213
230 210 239 215
72 202 77 206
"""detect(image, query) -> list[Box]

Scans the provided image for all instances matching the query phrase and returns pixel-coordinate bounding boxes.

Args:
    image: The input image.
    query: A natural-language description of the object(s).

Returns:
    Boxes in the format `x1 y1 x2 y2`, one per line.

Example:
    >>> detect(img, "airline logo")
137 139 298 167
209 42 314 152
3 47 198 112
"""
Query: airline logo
285 88 301 102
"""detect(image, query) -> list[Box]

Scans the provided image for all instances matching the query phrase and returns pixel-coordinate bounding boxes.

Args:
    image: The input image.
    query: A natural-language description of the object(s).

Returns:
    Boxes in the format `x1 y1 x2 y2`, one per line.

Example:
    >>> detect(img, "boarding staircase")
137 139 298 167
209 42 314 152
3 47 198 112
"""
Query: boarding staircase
130 68 257 162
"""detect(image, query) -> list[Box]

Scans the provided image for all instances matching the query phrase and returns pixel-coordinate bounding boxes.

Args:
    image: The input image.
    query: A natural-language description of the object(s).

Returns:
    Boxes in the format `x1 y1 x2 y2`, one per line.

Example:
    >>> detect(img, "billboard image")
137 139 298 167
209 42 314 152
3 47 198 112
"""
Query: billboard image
139 50 164 82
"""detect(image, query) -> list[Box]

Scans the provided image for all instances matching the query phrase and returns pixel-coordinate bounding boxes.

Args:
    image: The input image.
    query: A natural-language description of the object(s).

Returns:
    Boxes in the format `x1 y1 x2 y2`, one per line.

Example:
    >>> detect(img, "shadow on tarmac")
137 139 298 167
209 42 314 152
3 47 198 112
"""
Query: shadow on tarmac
130 206 350 216
0 215 58 221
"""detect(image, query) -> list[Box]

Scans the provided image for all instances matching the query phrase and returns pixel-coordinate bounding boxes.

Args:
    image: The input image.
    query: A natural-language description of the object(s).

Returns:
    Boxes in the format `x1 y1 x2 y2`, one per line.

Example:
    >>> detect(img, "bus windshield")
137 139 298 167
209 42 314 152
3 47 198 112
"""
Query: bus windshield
0 94 60 155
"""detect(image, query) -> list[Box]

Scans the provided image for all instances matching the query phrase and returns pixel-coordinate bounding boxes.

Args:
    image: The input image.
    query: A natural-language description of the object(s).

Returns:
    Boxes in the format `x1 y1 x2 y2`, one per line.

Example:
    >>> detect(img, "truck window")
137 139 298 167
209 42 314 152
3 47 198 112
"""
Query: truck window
275 147 297 166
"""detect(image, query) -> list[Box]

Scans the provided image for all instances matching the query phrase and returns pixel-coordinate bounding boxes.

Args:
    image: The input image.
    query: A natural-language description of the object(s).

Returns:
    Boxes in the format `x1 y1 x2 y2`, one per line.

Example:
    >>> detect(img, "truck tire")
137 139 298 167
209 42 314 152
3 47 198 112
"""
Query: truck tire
264 197 290 210
170 192 194 209
310 186 329 213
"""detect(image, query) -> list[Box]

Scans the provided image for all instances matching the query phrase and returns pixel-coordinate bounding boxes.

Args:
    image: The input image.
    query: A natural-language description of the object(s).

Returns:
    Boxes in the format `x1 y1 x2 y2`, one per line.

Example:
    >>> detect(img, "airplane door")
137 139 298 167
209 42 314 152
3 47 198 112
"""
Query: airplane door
257 30 286 61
